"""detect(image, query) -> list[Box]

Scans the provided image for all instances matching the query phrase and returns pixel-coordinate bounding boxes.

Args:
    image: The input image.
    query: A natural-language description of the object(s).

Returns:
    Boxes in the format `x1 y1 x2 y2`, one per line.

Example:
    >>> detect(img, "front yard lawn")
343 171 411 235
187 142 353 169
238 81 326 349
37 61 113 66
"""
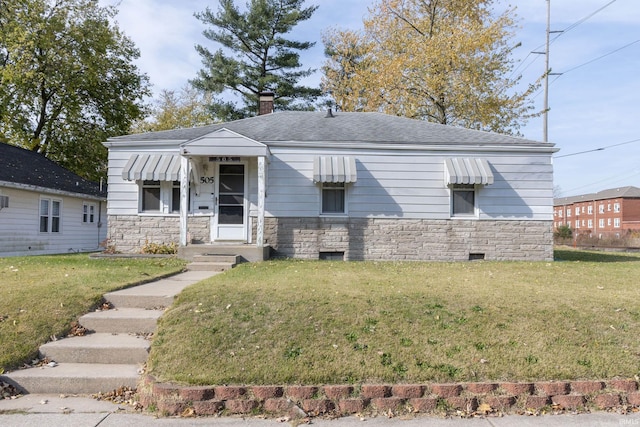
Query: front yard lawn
148 250 640 385
0 254 186 371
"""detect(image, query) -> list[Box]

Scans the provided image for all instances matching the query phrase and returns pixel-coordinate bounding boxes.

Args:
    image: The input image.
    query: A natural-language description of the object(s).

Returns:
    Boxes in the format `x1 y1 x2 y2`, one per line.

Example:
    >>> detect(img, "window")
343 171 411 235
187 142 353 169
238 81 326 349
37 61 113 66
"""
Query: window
614 218 620 228
599 219 605 228
140 180 183 214
171 181 181 213
141 180 161 212
614 203 620 213
575 207 579 215
322 183 345 214
452 185 475 216
567 209 572 217
588 205 593 214
599 205 605 214
40 198 61 233
575 220 580 229
607 218 612 226
581 206 585 213
83 203 96 223
588 220 593 228
607 204 612 211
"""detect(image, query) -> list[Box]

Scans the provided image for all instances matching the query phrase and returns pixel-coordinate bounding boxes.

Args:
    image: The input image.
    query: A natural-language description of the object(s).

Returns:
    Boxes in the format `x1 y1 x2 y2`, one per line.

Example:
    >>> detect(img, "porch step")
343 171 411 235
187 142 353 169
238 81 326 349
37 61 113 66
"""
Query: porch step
1 363 140 394
194 254 240 264
39 333 150 364
187 254 239 272
79 308 163 334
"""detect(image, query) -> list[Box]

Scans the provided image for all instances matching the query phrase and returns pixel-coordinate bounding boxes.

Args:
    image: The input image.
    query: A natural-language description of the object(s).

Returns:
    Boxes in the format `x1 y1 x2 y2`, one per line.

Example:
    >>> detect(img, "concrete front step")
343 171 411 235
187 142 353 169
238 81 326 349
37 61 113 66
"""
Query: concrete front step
39 333 150 364
79 308 163 334
104 270 216 309
187 261 234 272
193 254 240 264
1 363 140 394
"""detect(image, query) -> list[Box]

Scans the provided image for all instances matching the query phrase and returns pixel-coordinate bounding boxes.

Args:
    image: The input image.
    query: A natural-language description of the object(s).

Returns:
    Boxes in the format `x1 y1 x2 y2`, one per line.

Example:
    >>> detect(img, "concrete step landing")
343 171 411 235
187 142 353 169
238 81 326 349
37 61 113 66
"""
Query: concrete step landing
79 308 163 334
39 333 150 364
1 363 140 394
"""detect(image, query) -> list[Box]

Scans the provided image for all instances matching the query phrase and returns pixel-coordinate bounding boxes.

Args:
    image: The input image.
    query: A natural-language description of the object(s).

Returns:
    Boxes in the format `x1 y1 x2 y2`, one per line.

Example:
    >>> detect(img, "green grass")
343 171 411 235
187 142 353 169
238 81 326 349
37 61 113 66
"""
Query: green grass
148 249 640 385
0 254 186 371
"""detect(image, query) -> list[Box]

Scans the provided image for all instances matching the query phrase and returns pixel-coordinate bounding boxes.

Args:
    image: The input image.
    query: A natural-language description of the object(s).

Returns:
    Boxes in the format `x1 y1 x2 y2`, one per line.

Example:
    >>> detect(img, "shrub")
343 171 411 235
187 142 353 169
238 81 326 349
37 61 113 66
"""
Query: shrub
141 240 178 255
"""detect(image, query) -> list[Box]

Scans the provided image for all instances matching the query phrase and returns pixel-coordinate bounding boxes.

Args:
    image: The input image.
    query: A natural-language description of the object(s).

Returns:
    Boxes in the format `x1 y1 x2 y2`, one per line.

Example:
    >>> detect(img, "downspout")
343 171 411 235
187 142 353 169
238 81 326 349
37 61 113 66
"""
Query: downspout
180 156 189 247
257 156 266 248
97 200 103 248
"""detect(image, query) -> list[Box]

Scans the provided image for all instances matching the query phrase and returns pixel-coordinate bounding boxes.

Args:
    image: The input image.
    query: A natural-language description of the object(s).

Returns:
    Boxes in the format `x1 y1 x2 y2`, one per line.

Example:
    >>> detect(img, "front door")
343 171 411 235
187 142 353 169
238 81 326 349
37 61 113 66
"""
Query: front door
213 163 247 241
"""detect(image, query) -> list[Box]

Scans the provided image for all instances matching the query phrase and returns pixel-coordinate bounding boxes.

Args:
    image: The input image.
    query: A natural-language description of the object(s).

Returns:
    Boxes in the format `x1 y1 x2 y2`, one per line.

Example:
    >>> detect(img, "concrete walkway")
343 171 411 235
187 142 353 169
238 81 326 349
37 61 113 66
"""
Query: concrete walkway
0 394 639 426
1 270 219 395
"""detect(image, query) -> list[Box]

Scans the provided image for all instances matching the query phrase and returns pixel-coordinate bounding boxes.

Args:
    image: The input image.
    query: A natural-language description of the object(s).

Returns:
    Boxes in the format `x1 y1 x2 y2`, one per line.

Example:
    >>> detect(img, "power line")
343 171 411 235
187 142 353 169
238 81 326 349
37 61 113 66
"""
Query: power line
562 39 640 74
511 0 619 82
554 137 640 158
562 0 617 34
530 38 639 99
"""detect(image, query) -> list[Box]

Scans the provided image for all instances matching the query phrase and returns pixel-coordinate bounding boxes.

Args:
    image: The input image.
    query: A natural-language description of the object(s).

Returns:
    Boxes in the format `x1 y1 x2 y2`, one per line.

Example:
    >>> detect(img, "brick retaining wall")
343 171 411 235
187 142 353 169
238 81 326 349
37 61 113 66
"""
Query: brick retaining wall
138 377 639 418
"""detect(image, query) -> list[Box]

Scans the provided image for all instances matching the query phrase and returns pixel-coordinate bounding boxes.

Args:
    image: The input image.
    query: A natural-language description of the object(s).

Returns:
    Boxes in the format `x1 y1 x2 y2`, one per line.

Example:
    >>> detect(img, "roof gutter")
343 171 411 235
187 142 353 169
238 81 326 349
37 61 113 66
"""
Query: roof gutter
0 181 106 201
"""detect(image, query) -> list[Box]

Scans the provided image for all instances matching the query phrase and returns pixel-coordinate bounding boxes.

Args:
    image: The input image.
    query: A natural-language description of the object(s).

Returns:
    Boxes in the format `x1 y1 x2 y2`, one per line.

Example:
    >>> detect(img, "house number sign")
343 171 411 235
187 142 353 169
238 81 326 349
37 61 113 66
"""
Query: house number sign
200 177 215 184
209 156 241 162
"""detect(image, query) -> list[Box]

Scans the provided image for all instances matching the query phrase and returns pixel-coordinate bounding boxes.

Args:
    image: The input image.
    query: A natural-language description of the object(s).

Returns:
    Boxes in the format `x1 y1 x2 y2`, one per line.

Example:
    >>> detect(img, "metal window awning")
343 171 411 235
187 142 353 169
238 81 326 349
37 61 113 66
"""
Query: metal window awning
313 156 357 183
122 154 181 181
444 158 494 185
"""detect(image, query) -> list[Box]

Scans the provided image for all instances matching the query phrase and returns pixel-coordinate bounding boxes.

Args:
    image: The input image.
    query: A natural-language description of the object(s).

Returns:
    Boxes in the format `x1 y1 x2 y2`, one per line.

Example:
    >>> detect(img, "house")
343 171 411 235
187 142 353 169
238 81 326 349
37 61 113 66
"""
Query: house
554 186 640 239
103 98 557 261
0 142 107 257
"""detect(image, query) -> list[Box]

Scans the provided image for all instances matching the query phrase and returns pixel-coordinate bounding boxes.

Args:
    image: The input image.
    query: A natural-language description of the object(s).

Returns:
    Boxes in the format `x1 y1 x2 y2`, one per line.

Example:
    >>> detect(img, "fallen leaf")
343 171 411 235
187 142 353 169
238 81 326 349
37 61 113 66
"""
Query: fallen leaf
477 403 492 414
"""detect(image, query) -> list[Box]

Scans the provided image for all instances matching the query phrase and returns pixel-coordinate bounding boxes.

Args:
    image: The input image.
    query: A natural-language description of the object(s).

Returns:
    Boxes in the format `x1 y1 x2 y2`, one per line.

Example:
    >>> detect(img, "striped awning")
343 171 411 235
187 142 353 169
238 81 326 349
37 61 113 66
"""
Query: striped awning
313 156 357 183
121 154 181 181
444 158 494 185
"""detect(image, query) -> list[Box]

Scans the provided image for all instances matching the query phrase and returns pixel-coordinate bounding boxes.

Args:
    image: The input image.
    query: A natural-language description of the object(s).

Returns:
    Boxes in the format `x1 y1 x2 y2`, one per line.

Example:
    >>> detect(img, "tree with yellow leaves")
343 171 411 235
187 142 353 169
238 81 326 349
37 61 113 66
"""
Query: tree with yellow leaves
322 0 540 135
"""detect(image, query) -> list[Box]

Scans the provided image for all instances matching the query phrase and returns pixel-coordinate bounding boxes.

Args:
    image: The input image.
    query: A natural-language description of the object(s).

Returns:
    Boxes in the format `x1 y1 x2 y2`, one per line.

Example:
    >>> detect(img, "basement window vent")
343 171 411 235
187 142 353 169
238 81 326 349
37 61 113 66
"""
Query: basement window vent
469 253 485 261
319 251 345 261
0 195 8 210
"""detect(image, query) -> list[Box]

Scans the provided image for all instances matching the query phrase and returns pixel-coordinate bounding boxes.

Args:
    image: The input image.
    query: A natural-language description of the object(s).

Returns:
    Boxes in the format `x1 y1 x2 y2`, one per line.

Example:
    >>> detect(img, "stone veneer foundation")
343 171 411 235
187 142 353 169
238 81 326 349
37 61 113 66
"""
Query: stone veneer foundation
262 218 554 261
106 215 210 253
107 215 553 261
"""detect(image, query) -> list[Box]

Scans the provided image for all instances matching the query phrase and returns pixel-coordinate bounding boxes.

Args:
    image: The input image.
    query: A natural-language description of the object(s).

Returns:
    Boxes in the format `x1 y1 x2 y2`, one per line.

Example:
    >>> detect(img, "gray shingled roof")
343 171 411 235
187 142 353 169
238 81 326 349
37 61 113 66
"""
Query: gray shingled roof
555 186 640 205
0 142 106 198
108 111 553 147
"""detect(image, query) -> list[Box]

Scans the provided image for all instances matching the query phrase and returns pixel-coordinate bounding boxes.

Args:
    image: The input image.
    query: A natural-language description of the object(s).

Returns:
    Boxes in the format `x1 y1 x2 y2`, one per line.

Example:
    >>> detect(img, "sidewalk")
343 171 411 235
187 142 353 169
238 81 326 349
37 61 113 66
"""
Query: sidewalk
0 394 639 426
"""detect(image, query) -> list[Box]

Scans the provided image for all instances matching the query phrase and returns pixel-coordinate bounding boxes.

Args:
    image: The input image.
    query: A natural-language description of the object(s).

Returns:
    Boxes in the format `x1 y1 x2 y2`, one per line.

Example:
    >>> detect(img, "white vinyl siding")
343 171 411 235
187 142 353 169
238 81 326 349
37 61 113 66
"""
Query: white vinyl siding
0 187 106 257
264 149 553 221
106 142 554 223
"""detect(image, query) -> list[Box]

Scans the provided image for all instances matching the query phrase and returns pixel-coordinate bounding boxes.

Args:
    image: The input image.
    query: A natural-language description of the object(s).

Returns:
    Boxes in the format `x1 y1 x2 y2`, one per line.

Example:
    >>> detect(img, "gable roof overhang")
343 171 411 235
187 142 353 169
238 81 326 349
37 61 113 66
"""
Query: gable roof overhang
180 128 270 157
0 180 106 201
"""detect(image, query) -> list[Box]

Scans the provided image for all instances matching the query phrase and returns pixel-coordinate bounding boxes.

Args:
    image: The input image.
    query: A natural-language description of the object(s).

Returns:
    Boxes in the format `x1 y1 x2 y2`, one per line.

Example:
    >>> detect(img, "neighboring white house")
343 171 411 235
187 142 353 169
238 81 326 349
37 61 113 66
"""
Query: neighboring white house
103 102 557 261
0 142 107 257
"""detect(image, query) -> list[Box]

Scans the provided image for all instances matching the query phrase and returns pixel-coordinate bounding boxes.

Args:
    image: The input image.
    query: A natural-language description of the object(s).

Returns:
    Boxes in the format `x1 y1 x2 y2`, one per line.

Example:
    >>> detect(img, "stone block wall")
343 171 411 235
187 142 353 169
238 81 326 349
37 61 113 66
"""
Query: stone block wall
107 215 209 253
262 217 554 261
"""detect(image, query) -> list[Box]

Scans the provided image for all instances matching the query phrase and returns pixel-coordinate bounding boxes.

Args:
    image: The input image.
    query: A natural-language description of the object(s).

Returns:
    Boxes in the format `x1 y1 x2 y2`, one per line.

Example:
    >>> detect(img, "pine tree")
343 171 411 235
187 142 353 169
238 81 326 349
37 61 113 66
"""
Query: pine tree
192 0 321 120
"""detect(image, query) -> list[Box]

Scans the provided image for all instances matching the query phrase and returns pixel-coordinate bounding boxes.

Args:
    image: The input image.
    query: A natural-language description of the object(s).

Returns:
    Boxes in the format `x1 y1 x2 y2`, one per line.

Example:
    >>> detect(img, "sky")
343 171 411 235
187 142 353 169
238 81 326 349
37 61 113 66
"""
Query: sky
99 0 640 197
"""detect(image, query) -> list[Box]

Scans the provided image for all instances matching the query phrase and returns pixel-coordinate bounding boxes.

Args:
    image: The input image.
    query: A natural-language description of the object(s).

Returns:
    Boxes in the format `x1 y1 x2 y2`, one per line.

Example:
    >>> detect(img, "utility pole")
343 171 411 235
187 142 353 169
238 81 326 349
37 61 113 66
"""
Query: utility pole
533 0 563 142
543 0 551 143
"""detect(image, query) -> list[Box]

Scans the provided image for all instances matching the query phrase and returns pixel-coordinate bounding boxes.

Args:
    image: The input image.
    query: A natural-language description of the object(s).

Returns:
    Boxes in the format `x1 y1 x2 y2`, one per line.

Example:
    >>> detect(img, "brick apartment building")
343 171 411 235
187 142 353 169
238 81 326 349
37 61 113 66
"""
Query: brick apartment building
554 186 640 239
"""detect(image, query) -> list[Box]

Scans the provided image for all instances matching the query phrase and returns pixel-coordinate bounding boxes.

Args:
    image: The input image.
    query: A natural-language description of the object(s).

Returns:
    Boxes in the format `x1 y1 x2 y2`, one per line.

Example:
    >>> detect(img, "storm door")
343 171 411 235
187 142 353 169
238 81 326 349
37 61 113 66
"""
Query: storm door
213 163 247 241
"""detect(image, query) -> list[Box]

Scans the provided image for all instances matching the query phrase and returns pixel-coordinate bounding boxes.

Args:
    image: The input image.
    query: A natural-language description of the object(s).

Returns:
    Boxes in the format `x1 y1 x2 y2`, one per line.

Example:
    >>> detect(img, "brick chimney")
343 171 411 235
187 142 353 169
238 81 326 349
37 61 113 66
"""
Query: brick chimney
259 92 274 115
